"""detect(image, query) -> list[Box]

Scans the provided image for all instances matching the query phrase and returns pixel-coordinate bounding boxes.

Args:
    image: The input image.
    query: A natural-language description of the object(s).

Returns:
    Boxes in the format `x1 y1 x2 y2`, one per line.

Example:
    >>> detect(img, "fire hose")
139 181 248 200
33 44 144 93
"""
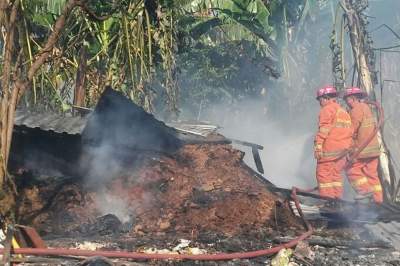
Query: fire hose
0 187 312 261
0 102 382 261
304 100 385 194
344 100 384 169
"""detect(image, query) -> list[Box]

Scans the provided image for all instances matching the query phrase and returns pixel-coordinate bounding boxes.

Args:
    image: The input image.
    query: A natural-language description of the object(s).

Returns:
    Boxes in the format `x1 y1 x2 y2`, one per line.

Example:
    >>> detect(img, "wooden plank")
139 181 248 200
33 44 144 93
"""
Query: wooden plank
252 147 264 174
16 225 47 248
230 138 264 150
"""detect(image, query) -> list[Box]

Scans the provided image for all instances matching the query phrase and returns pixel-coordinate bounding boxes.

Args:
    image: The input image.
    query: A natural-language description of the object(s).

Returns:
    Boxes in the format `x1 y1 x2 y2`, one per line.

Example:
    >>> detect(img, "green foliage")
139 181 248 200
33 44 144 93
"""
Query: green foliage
10 0 315 117
172 0 314 117
85 0 117 17
178 40 276 107
18 0 161 112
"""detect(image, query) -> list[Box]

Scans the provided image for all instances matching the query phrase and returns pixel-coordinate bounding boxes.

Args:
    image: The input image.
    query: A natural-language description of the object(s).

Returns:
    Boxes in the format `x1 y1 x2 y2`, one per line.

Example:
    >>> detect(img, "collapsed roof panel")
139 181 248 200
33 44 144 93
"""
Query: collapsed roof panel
82 87 182 153
14 109 87 135
13 88 230 148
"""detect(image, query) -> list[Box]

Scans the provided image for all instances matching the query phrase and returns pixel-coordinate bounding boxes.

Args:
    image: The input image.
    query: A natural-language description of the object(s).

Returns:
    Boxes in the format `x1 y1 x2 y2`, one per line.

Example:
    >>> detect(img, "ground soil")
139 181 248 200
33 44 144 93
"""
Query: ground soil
16 143 300 241
11 143 398 265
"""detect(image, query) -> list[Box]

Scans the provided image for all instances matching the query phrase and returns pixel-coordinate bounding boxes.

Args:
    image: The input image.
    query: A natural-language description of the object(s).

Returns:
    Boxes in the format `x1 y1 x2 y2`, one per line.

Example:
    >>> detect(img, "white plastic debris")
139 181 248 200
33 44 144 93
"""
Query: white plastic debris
187 247 207 255
141 247 178 254
172 239 191 251
0 229 5 248
74 241 106 251
270 248 293 266
140 239 207 256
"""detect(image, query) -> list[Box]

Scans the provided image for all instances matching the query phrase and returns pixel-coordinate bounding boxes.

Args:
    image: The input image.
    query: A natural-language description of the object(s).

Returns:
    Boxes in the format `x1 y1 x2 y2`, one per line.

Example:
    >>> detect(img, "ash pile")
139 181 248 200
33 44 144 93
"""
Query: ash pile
8 88 300 264
6 88 400 265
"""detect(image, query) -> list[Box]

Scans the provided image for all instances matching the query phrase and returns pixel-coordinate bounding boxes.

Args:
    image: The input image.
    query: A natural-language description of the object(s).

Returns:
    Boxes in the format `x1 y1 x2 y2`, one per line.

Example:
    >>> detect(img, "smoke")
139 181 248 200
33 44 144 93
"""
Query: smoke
93 189 132 223
79 88 183 222
196 98 318 189
81 144 136 222
175 5 337 189
174 0 351 190
185 0 400 205
82 145 126 184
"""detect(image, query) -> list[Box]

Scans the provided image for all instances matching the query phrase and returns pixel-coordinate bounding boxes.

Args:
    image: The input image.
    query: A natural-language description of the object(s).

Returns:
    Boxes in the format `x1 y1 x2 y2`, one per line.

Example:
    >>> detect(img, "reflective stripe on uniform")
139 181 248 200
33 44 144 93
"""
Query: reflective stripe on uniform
360 145 381 154
361 118 376 128
351 177 368 187
315 145 322 152
319 181 343 188
320 127 331 134
372 184 382 192
335 121 352 128
335 109 352 128
336 118 352 124
321 149 346 158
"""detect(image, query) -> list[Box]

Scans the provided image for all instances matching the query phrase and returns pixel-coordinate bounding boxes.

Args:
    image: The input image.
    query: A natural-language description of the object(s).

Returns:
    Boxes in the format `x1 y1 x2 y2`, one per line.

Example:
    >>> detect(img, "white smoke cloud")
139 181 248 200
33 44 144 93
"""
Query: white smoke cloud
193 98 318 189
94 189 132 223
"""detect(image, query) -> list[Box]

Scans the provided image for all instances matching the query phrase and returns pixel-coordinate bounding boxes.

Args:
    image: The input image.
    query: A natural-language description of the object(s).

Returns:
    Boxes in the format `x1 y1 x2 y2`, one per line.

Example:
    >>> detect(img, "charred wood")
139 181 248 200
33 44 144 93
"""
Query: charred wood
274 236 393 249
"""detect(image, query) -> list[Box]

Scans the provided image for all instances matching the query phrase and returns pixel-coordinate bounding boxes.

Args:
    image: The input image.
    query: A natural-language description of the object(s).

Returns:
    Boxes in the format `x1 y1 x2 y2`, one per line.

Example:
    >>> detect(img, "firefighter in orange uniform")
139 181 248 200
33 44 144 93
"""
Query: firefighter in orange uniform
314 86 353 199
343 87 383 203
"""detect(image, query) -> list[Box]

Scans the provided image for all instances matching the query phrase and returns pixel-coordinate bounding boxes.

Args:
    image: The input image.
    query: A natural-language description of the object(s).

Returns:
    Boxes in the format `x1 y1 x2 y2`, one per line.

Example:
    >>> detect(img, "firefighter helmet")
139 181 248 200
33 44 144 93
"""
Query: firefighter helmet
343 87 366 98
316 86 337 99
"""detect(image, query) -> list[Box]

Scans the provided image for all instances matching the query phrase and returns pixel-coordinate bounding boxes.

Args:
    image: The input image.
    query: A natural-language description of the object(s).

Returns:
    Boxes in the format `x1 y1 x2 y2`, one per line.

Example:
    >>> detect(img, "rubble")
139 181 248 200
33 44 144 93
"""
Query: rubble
16 143 299 240
6 88 400 265
271 248 293 266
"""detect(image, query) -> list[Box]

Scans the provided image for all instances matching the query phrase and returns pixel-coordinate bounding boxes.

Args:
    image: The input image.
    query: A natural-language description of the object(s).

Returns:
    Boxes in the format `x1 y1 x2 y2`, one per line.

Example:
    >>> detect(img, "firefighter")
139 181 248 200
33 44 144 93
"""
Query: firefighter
343 87 383 203
314 86 353 199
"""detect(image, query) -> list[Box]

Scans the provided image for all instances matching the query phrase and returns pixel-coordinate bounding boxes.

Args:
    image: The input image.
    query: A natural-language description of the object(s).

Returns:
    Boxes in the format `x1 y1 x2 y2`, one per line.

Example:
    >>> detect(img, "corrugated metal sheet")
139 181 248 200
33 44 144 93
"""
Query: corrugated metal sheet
166 122 218 137
13 110 220 139
290 200 400 250
365 221 400 249
14 110 88 135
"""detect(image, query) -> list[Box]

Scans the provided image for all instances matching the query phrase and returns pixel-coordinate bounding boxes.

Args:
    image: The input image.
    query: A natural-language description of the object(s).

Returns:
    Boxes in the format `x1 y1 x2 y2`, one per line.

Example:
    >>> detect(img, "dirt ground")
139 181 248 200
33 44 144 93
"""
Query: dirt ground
16 143 300 241
11 143 399 265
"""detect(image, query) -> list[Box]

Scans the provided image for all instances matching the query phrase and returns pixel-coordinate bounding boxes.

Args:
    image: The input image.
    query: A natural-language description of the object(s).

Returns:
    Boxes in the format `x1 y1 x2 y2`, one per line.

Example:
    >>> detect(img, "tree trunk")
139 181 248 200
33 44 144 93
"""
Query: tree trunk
0 0 20 190
73 46 87 114
0 0 81 214
342 0 394 201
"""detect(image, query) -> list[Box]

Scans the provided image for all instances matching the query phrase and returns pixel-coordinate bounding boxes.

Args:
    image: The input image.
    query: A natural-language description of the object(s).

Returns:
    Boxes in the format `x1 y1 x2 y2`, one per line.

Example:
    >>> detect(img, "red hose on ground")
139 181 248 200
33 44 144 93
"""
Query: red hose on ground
0 188 312 261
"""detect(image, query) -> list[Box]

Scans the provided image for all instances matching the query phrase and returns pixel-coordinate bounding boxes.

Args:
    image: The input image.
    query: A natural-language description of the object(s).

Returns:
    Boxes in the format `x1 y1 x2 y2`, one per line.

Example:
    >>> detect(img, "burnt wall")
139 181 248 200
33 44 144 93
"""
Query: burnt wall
9 126 82 177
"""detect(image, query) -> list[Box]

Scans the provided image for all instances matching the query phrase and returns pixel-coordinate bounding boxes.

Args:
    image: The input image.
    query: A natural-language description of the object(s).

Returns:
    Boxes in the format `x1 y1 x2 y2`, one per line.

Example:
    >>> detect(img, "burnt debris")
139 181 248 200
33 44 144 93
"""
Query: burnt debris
10 87 184 178
82 87 182 154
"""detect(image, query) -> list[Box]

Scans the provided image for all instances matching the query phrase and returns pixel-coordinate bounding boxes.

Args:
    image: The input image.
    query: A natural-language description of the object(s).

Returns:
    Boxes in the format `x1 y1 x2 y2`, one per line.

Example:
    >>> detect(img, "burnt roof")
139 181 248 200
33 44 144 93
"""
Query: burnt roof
13 88 228 147
14 109 88 135
82 87 182 153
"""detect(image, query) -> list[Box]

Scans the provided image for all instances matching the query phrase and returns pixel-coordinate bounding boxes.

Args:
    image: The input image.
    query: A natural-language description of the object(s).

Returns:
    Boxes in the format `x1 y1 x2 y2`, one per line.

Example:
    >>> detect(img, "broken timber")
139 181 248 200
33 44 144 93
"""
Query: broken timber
230 138 265 174
274 236 393 249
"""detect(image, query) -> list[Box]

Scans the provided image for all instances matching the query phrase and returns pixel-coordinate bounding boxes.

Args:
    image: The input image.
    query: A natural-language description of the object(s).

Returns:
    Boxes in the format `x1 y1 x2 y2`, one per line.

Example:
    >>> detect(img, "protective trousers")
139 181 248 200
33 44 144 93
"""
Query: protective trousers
346 157 383 203
316 158 346 199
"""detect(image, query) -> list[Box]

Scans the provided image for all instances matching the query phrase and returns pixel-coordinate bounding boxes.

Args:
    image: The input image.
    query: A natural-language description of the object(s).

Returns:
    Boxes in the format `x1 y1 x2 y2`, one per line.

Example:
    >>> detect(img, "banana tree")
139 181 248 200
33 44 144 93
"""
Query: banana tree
0 0 179 214
18 0 160 112
171 0 313 115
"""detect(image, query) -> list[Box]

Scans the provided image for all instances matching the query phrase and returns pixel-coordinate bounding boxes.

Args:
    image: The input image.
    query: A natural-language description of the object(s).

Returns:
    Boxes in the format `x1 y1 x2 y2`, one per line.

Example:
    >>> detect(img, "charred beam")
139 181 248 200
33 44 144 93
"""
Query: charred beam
274 236 393 249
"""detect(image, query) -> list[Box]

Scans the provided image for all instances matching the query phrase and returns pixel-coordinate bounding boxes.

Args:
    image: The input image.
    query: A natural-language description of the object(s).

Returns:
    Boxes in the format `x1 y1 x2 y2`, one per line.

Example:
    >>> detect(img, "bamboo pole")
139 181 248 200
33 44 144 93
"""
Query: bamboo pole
341 0 394 200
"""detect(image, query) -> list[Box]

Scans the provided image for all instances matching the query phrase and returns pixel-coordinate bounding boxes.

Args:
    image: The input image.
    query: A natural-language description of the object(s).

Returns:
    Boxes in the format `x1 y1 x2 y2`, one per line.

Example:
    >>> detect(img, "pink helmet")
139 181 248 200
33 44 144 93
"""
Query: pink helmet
344 87 366 98
316 86 337 99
